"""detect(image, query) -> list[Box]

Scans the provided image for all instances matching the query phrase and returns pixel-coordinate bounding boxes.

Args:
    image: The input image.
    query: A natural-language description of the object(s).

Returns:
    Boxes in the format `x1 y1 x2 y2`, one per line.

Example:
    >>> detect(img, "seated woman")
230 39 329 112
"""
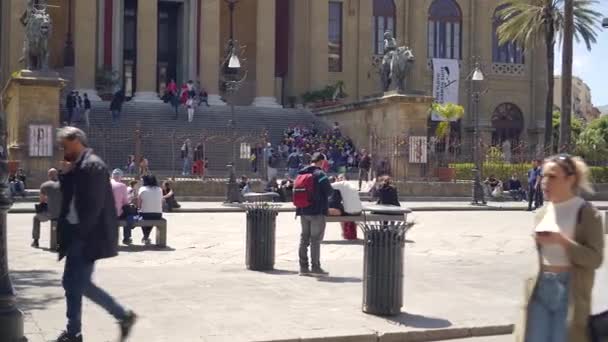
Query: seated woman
372 176 400 207
327 175 362 240
162 181 181 212
137 175 163 245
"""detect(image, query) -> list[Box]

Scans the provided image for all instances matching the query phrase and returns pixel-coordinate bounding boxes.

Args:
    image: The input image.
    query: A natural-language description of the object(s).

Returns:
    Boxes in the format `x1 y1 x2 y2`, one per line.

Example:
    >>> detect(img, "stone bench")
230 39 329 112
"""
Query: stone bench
325 213 409 223
42 218 168 250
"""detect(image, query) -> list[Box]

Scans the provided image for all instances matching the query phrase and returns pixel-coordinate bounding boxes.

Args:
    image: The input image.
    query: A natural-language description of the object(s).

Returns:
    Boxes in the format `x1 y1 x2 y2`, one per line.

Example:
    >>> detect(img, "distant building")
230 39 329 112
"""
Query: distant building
554 76 597 121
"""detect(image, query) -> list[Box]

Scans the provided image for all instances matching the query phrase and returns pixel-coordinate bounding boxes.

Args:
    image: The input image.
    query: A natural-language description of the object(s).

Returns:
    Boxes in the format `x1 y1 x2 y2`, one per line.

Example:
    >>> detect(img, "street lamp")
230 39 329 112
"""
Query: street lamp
469 59 486 205
0 109 25 339
222 0 247 203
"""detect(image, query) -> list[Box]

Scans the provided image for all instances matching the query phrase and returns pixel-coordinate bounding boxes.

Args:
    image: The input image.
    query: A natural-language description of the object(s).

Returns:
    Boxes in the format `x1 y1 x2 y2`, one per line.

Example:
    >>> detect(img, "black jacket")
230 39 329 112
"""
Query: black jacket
295 166 333 216
57 149 119 261
374 184 400 206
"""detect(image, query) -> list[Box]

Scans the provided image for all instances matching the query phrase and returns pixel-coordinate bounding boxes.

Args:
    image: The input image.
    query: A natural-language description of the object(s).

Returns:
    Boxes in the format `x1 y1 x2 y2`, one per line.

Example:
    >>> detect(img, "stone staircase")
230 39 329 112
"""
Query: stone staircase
66 101 327 175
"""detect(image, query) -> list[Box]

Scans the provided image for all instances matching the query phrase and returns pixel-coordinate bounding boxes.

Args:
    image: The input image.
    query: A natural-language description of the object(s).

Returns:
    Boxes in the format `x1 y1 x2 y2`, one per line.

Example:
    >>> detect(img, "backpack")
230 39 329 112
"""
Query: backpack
293 173 315 208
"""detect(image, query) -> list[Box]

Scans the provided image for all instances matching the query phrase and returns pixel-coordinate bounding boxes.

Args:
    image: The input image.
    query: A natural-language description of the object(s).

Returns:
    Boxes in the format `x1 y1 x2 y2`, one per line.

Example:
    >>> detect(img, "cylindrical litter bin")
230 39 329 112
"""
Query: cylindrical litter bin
361 222 410 316
244 202 279 271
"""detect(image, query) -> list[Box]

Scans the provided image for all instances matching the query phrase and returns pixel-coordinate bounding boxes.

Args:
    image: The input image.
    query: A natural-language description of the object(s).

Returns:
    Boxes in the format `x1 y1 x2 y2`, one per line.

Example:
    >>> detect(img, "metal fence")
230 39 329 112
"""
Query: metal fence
86 126 268 180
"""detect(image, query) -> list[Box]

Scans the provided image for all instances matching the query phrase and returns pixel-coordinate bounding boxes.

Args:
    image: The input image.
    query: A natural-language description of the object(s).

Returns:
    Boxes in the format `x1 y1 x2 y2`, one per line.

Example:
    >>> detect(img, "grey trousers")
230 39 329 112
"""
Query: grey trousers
33 213 51 240
299 215 326 268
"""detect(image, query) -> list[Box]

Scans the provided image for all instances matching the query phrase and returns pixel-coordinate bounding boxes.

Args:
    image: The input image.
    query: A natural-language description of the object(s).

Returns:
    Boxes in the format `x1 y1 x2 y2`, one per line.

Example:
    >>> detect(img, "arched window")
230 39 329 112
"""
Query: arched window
493 5 524 64
373 0 396 55
427 0 462 60
492 103 524 145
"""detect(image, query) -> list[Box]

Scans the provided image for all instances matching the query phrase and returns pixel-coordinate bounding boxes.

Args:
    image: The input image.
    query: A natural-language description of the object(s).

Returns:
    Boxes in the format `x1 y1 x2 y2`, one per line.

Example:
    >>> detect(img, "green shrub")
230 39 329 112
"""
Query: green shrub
450 163 608 185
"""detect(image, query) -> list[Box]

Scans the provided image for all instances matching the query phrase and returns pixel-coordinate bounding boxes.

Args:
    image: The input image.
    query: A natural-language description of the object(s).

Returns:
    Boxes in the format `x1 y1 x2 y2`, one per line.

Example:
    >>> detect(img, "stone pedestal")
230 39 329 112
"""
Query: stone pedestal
1 70 66 186
315 93 433 180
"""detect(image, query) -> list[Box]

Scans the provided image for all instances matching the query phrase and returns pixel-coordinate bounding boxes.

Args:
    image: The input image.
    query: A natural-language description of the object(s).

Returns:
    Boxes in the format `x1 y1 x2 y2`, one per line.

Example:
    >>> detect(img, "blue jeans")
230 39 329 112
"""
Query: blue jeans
525 272 570 342
63 239 127 335
183 158 192 175
111 109 121 123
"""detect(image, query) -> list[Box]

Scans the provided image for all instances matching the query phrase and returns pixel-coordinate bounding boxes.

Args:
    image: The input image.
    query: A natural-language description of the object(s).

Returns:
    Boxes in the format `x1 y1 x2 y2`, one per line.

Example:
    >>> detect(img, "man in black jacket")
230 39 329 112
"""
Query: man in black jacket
55 127 136 342
296 152 333 276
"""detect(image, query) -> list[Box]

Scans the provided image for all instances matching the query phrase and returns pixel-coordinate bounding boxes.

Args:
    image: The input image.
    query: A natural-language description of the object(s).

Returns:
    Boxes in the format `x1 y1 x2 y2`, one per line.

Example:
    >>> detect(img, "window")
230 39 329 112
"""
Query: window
491 103 524 146
492 5 524 64
427 0 462 60
373 0 396 55
328 2 343 72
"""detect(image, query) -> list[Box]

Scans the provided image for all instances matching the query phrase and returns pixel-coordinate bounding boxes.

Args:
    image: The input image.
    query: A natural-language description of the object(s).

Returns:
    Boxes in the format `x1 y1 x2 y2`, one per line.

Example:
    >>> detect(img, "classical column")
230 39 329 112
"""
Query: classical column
309 0 328 90
252 0 281 108
134 0 159 101
73 0 100 100
112 0 124 81
199 0 225 106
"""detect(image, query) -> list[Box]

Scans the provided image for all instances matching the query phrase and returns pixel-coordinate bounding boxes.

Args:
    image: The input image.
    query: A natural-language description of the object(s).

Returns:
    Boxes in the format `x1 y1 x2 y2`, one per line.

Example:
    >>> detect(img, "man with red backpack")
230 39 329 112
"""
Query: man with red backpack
293 152 334 276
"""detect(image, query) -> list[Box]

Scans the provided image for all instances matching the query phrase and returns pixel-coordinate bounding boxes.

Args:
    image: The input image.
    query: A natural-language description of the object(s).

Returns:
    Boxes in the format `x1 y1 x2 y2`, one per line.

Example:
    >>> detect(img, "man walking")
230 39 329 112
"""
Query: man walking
83 93 91 128
54 127 136 342
32 168 61 248
293 152 333 276
527 159 543 211
110 89 125 123
358 149 372 191
65 91 75 125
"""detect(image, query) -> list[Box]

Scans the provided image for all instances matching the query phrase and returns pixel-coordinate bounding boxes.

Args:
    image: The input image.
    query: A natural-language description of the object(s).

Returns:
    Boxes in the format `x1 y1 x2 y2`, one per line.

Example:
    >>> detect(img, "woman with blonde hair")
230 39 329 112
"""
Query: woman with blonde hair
518 154 604 342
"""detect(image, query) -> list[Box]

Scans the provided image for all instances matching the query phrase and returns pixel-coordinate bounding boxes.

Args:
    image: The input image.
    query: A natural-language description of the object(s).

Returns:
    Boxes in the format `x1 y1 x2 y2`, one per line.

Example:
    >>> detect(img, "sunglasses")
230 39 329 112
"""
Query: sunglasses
548 154 576 176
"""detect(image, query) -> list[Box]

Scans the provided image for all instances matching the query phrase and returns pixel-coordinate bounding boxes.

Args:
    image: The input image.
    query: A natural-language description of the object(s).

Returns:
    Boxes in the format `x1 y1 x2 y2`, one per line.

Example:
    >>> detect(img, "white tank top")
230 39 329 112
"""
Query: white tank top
535 196 585 267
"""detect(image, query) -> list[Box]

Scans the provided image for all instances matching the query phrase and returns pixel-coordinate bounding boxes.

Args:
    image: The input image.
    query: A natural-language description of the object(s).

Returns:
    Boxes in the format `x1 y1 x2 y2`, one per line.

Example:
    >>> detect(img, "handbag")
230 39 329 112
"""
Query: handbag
590 310 608 342
122 204 138 217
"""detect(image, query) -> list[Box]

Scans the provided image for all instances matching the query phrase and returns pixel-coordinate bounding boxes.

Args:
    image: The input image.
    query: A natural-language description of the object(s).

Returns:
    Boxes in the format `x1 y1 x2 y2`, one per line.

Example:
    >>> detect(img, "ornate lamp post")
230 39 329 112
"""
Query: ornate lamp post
470 59 486 205
222 0 247 203
0 108 25 340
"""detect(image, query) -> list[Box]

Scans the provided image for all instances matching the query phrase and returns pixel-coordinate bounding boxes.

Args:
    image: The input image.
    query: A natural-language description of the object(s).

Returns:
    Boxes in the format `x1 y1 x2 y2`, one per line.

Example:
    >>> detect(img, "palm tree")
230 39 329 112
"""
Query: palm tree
496 0 602 152
431 102 465 164
560 0 573 152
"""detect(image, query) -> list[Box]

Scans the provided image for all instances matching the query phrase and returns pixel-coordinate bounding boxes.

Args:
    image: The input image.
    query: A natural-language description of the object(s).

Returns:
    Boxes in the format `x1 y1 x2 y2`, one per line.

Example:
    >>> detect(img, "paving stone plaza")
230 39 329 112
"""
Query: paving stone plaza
6 209 605 342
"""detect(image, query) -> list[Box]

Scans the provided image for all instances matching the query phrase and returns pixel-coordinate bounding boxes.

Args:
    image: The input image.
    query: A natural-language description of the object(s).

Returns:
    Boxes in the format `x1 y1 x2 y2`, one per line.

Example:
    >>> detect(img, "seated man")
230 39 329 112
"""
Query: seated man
32 168 62 248
484 175 501 197
328 175 363 240
507 174 526 201
278 178 293 203
9 169 27 198
239 175 251 195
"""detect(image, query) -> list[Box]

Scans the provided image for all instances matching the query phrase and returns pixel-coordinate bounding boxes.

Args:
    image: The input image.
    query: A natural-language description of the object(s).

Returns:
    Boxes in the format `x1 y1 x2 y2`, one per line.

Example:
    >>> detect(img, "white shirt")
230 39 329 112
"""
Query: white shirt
331 181 363 215
535 196 585 267
138 186 163 214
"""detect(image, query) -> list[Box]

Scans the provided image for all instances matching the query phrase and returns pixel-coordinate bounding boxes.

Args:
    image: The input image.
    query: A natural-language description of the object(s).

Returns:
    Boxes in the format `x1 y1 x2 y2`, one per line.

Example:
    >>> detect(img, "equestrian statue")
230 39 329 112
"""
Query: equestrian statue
380 30 414 93
19 0 52 71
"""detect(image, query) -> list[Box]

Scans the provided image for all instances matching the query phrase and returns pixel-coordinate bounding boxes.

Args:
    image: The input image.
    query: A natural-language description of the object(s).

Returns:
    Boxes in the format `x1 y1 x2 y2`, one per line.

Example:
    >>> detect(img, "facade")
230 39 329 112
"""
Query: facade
554 76 598 121
1 0 547 147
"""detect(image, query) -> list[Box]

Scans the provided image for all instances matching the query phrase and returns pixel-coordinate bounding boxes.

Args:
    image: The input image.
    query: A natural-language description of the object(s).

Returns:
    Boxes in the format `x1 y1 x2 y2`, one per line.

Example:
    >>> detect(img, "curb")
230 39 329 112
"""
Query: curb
255 324 514 342
8 206 608 214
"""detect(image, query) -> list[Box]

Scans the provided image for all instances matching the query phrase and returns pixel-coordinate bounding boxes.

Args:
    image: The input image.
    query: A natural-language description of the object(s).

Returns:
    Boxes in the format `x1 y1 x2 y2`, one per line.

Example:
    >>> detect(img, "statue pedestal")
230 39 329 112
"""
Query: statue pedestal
1 70 66 186
314 92 433 180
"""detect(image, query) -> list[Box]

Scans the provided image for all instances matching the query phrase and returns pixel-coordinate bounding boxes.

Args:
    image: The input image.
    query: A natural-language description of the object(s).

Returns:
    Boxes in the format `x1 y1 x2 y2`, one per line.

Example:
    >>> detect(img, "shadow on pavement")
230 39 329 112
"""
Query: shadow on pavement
259 269 299 276
10 269 63 311
321 240 364 245
387 312 452 329
316 276 362 283
117 245 176 253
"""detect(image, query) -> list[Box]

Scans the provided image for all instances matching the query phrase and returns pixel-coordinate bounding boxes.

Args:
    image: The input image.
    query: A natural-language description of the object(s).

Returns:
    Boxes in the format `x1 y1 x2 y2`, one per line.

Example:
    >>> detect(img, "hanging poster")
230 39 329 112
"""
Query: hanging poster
29 125 53 157
432 58 460 121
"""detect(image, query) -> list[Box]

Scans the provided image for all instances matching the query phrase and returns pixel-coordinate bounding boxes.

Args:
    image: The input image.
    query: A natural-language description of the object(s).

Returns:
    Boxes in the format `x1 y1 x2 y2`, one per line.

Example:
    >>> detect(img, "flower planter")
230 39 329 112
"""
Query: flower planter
435 167 456 182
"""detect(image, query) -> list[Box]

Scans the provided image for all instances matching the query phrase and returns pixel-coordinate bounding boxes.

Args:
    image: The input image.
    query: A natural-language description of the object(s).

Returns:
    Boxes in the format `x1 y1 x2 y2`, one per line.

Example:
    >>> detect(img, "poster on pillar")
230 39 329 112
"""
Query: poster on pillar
431 58 460 121
29 125 53 157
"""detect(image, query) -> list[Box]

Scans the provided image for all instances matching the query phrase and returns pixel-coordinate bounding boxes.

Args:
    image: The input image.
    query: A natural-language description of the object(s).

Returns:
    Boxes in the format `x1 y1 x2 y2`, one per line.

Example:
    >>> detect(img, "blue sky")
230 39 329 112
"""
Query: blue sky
554 2 608 106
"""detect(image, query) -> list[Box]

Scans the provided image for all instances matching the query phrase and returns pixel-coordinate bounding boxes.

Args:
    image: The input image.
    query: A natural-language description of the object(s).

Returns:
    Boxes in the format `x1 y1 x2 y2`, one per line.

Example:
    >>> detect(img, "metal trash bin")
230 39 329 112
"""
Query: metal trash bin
243 200 280 271
360 221 412 315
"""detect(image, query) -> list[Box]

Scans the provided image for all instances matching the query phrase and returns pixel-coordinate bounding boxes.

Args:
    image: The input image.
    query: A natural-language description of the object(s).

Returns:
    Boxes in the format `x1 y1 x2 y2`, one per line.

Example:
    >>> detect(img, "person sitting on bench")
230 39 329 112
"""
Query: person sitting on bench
327 175 362 240
32 168 62 248
137 175 163 246
372 176 400 207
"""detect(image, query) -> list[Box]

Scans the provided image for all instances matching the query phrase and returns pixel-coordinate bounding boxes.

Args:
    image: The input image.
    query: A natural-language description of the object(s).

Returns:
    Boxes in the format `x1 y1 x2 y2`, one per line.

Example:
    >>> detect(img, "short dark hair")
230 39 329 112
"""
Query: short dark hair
311 152 325 163
129 180 138 187
142 175 159 187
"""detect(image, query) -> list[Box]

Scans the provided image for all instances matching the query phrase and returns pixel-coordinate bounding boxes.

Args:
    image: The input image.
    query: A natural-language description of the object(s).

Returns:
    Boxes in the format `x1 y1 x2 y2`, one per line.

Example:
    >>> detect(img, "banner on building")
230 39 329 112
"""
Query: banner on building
29 125 53 157
409 136 427 164
432 58 460 121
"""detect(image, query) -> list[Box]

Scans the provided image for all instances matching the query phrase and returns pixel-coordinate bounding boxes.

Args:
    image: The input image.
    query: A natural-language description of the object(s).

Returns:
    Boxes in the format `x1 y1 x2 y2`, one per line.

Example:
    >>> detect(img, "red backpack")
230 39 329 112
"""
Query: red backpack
293 173 315 208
